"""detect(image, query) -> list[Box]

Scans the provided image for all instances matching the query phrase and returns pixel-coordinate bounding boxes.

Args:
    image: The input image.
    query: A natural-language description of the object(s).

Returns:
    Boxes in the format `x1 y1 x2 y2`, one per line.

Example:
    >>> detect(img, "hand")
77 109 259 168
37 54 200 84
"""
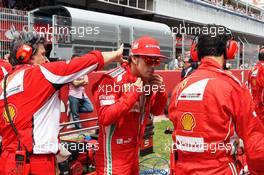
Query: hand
102 43 126 66
149 74 163 86
83 81 89 85
123 78 142 93
148 74 164 92
133 77 143 89
72 79 85 87
114 44 128 64
115 43 124 60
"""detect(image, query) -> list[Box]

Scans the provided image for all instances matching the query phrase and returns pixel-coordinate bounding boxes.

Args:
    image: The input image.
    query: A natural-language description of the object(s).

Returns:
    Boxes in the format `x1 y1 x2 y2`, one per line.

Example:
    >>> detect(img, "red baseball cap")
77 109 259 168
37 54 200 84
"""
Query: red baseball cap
131 36 167 59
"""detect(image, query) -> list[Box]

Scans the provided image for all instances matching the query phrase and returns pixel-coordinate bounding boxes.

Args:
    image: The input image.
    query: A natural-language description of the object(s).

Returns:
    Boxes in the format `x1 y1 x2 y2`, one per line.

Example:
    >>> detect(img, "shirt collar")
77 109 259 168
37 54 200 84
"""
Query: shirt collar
199 58 222 70
122 62 138 82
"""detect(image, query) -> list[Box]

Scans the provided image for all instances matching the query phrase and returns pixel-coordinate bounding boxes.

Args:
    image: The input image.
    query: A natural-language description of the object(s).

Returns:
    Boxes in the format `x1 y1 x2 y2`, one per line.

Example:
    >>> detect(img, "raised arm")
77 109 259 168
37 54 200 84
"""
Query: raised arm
37 45 124 85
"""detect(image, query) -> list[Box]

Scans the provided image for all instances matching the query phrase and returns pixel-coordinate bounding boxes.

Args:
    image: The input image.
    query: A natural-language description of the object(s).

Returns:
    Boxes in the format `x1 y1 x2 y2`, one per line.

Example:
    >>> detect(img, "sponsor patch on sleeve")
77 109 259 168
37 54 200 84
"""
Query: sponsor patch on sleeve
99 95 115 106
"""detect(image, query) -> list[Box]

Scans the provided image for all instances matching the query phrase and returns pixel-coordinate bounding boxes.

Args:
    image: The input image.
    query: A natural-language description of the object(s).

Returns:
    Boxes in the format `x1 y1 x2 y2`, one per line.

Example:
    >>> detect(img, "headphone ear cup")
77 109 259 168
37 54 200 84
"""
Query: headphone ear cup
16 44 33 63
226 40 238 60
190 43 199 62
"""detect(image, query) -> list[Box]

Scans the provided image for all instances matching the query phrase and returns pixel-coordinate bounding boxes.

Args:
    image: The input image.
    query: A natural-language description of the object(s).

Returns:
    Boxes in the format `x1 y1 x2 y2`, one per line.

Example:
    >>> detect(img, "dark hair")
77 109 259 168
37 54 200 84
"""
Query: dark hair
24 32 45 55
128 56 132 63
9 32 45 66
258 45 264 61
197 24 232 60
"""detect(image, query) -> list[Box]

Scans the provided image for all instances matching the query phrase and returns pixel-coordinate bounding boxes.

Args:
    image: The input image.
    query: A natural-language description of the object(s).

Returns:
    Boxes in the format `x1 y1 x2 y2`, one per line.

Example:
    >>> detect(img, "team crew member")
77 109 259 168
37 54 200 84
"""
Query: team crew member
169 25 264 175
248 46 264 123
93 36 167 175
0 32 124 175
0 54 12 80
181 56 198 80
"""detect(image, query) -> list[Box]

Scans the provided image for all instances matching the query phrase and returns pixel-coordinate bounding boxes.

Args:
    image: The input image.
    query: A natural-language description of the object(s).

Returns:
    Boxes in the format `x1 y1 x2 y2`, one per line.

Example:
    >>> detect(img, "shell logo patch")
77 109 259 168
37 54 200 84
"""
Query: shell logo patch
252 79 257 86
3 104 17 123
181 112 195 131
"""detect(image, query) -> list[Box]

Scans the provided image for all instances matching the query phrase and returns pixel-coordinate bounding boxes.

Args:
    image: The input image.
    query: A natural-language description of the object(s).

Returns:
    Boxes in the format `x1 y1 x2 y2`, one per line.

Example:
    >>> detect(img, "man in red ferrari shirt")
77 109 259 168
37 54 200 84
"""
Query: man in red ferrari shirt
169 24 264 175
0 32 124 175
248 46 264 123
0 54 12 80
93 36 167 175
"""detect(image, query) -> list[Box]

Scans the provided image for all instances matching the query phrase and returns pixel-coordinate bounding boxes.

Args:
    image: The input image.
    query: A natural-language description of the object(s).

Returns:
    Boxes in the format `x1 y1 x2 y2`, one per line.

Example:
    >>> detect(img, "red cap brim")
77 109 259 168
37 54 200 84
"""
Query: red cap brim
132 53 168 59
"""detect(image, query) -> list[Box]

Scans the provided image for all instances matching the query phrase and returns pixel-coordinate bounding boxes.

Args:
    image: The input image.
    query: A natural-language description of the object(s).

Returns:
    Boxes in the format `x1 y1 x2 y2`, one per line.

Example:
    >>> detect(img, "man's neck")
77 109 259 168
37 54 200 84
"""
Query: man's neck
203 55 224 68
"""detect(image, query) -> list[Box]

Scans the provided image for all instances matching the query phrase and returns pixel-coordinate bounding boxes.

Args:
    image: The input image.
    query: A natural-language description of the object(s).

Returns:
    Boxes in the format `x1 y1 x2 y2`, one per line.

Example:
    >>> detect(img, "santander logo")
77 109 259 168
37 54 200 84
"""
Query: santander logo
145 44 160 49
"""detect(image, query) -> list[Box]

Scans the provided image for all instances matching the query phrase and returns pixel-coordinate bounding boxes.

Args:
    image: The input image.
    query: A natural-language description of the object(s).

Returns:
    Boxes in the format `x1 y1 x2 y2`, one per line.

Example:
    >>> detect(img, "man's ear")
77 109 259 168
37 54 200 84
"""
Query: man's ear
131 56 139 65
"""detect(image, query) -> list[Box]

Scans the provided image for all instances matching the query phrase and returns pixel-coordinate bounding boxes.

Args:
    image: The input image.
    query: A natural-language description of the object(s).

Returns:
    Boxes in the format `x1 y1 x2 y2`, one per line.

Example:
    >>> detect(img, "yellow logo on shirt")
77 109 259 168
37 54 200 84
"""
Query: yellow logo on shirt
181 113 195 131
3 104 17 123
180 79 188 90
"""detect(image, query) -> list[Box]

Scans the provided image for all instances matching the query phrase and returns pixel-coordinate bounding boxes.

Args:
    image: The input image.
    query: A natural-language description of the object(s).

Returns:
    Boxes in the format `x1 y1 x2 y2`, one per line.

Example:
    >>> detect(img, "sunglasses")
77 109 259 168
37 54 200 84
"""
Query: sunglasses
142 56 161 66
